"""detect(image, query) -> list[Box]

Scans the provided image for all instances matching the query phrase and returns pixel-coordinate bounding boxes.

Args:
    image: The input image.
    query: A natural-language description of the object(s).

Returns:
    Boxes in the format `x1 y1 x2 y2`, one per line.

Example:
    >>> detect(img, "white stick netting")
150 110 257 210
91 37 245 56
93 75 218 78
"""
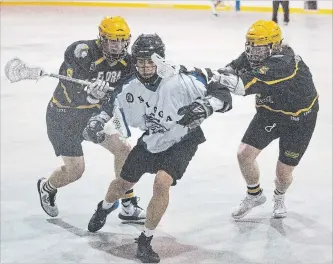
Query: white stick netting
5 58 43 82
104 105 131 138
151 53 180 79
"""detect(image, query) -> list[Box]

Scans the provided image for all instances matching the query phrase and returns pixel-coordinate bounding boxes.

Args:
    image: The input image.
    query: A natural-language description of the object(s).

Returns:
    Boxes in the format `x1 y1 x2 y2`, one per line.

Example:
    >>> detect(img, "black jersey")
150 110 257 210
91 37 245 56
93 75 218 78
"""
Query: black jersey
228 46 319 122
51 39 134 109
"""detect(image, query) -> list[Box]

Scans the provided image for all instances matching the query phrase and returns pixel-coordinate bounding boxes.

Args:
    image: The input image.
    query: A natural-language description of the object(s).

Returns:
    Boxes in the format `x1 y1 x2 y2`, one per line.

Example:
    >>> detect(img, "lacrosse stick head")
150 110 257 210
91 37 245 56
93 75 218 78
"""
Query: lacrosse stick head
4 57 43 83
151 53 180 79
103 106 131 139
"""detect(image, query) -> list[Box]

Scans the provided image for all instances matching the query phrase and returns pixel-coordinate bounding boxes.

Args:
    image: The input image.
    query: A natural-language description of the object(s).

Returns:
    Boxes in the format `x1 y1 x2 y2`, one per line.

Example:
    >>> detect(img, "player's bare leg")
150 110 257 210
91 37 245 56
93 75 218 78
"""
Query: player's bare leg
145 170 173 230
100 134 130 179
100 134 146 222
272 160 295 218
232 143 267 219
37 156 85 217
237 143 261 185
135 170 173 263
49 156 85 187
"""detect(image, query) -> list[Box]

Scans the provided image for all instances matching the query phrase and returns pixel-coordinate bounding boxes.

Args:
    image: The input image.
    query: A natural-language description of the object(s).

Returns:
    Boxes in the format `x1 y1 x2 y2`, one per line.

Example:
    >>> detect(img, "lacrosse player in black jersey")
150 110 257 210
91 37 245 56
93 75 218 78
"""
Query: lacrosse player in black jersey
211 20 318 219
37 16 145 223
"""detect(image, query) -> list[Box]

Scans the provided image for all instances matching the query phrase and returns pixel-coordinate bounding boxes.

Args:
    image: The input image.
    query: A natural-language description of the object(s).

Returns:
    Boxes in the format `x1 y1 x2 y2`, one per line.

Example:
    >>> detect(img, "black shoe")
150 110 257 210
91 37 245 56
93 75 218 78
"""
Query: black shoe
88 200 119 232
135 232 160 263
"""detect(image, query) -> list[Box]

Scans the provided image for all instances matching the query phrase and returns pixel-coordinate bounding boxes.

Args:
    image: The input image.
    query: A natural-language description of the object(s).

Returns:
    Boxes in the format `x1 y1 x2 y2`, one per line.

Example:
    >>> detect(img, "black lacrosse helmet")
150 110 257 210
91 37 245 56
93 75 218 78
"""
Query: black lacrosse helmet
131 33 165 86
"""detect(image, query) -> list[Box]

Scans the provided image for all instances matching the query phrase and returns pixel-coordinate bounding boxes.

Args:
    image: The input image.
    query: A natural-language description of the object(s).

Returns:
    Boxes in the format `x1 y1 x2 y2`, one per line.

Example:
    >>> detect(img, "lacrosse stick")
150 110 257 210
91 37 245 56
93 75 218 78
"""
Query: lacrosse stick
4 57 130 137
4 57 94 87
103 105 131 139
151 53 180 79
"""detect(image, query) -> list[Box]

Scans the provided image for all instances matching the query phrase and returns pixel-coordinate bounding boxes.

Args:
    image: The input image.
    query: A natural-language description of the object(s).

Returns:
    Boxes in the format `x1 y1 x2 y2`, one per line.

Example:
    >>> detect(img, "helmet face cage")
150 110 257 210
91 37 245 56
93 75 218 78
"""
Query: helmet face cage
245 42 271 68
245 20 283 68
136 58 157 79
131 34 165 83
99 34 130 64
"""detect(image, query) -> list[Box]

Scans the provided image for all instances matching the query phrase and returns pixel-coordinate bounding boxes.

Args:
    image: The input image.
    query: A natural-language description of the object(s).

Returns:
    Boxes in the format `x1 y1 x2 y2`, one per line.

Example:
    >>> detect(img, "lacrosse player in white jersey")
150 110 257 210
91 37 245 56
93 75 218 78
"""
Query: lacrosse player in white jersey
83 33 236 263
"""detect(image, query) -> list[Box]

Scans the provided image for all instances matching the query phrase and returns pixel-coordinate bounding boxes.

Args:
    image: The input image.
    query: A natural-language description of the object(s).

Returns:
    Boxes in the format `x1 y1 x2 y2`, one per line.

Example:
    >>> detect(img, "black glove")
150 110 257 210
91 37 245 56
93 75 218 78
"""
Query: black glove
177 98 213 129
83 114 108 144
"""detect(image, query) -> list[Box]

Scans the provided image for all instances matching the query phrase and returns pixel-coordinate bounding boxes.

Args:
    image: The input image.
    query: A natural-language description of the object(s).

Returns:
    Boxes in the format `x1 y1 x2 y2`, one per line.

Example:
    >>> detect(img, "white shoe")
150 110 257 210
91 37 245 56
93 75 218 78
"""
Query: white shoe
232 191 267 219
37 178 59 217
118 197 146 222
272 194 287 218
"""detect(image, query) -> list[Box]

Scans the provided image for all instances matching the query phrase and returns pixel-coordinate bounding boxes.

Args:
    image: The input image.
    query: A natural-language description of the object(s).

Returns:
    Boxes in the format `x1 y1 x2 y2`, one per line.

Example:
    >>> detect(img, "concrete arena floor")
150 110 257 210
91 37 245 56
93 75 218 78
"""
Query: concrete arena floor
1 6 332 264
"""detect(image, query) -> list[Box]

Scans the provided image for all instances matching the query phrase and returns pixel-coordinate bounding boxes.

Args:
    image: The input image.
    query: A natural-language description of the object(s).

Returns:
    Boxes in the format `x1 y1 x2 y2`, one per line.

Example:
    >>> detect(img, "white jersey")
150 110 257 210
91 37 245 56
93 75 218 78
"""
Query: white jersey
115 73 207 153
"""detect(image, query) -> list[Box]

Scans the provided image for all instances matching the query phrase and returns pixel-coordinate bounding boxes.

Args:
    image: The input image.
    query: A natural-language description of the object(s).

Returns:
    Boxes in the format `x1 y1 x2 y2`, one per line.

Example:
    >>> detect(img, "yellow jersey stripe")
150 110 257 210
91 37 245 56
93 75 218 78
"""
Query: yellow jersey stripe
245 60 299 89
255 94 319 116
94 57 105 65
52 97 100 109
60 82 72 104
119 59 127 66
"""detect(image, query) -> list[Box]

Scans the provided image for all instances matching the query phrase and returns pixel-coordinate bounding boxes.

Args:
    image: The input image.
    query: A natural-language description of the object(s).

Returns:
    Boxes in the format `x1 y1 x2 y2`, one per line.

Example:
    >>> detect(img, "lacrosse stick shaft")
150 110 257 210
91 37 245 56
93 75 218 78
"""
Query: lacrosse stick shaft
44 72 92 86
44 72 114 92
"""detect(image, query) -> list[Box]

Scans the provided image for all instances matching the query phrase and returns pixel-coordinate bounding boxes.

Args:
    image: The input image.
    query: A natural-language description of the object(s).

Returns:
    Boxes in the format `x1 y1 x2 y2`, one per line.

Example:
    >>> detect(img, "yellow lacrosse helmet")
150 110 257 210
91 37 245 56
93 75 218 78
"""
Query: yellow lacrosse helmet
245 20 283 67
98 16 131 41
98 16 131 64
246 20 282 47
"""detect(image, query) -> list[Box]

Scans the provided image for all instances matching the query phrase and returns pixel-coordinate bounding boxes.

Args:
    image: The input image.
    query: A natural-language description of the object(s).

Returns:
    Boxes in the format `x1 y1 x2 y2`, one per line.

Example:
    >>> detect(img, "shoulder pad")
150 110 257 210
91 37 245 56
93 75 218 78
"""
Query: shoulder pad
227 52 251 73
281 45 295 56
66 40 95 59
253 55 297 79
265 54 294 68
74 43 89 59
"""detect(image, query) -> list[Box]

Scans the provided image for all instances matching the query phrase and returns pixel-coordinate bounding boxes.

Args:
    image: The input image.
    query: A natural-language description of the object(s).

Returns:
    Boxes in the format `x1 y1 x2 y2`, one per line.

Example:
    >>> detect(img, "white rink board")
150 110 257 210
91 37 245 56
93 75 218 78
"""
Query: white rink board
1 6 332 264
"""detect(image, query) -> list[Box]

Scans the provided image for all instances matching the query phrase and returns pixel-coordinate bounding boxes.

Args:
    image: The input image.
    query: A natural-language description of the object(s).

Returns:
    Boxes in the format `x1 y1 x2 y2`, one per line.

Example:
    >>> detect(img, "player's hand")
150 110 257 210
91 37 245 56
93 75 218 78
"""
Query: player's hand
83 114 108 144
177 98 213 129
215 69 246 96
85 79 114 103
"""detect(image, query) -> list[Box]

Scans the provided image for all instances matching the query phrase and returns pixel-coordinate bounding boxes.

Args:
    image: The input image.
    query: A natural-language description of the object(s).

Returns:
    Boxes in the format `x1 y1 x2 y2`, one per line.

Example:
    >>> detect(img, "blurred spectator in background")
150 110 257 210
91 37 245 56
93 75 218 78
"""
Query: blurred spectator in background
305 0 317 10
211 0 225 16
272 0 289 25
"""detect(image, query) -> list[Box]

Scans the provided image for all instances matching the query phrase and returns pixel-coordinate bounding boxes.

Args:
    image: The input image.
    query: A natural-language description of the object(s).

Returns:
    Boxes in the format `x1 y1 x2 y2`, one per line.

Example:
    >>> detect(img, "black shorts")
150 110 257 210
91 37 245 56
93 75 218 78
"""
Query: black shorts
242 112 317 166
120 130 205 186
46 101 99 157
